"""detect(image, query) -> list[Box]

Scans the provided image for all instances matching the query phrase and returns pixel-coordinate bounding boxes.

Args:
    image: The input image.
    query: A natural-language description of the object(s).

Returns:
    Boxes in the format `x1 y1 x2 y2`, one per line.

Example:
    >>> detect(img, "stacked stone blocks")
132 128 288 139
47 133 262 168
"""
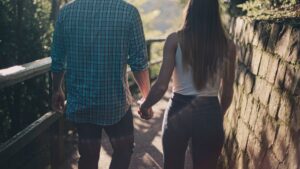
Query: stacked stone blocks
221 17 300 169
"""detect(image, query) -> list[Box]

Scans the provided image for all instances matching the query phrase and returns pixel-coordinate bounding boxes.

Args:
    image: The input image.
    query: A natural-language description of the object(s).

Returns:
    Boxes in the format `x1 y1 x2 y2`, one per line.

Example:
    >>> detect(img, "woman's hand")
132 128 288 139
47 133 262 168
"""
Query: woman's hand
137 99 154 120
138 107 154 120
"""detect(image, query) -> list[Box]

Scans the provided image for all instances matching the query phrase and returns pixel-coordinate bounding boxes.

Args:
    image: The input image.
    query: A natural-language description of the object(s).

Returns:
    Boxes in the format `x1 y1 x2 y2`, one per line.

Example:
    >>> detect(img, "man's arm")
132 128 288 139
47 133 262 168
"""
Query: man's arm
52 72 65 92
133 70 153 120
133 69 151 99
128 8 152 119
51 12 66 113
51 72 65 113
128 7 150 98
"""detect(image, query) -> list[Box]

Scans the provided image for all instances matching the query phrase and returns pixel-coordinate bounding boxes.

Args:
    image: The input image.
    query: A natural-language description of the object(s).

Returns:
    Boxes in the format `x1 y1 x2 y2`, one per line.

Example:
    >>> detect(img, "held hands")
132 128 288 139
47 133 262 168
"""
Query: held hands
137 99 153 120
52 89 65 113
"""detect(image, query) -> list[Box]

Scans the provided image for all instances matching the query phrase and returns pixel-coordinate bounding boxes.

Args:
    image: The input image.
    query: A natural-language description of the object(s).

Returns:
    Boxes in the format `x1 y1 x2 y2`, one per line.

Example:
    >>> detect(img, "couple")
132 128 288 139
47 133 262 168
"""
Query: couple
51 0 236 169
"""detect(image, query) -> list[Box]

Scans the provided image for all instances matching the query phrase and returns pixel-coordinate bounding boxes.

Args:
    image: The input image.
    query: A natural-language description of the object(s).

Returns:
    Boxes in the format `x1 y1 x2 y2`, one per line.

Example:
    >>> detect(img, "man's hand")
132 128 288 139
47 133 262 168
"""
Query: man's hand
52 89 65 113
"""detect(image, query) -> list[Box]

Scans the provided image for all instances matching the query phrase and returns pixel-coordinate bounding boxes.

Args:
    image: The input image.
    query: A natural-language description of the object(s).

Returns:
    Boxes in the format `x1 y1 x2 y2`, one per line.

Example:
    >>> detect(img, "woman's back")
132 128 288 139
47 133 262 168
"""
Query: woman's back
172 43 221 96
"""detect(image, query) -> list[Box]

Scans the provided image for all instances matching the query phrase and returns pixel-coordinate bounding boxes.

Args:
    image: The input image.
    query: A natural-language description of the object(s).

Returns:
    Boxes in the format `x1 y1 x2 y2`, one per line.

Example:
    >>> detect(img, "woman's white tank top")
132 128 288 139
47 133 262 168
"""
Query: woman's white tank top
172 44 221 96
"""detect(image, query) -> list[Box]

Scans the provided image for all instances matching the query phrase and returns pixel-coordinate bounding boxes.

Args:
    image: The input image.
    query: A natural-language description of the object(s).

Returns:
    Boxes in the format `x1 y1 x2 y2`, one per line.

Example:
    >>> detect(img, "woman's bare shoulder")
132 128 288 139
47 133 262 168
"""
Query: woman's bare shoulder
165 32 179 50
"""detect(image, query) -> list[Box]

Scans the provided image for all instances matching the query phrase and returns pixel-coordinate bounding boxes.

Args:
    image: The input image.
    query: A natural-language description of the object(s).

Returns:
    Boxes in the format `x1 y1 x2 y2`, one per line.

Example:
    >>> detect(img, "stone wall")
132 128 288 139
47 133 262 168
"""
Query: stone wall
220 17 300 169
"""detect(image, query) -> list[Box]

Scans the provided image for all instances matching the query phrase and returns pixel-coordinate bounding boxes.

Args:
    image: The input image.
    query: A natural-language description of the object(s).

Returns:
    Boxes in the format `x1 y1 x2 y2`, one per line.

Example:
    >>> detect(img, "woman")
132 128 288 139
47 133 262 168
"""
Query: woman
139 0 236 168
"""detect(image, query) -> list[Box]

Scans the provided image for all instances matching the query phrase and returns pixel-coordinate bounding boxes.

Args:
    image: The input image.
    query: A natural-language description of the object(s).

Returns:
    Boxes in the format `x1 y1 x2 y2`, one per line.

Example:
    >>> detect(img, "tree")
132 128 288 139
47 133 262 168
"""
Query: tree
0 0 53 143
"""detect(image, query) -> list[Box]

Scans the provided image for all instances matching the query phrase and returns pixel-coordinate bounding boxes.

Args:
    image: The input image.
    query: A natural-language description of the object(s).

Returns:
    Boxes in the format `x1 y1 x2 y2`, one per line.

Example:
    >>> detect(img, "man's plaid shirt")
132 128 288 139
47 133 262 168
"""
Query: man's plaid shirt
51 0 148 125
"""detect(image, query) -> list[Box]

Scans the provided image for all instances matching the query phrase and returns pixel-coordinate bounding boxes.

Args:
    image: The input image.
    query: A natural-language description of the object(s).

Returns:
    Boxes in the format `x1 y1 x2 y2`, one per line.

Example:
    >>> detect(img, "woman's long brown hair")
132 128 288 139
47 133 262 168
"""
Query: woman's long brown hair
180 0 228 90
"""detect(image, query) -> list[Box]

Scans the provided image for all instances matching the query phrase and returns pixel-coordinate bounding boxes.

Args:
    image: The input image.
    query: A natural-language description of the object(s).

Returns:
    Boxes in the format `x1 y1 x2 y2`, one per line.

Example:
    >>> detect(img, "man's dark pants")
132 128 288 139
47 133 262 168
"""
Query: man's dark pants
75 109 134 169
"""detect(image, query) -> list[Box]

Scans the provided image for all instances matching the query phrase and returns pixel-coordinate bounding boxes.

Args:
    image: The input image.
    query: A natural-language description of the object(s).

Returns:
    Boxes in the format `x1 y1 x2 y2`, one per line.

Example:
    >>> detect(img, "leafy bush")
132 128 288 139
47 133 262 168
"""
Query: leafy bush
237 0 300 20
0 0 52 143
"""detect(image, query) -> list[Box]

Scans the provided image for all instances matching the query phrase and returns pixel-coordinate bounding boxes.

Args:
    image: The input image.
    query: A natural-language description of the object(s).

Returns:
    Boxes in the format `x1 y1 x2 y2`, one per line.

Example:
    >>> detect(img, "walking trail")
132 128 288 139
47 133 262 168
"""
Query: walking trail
60 84 193 169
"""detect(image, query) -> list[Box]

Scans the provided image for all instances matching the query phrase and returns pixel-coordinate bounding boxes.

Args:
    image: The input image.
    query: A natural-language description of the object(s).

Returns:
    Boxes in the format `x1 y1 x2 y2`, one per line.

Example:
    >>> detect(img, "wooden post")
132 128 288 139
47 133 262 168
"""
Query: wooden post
50 115 65 169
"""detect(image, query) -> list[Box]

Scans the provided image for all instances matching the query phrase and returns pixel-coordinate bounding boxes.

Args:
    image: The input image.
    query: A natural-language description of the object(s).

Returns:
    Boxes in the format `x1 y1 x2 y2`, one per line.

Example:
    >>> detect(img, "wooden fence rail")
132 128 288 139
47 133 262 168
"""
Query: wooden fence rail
0 58 51 89
0 38 165 169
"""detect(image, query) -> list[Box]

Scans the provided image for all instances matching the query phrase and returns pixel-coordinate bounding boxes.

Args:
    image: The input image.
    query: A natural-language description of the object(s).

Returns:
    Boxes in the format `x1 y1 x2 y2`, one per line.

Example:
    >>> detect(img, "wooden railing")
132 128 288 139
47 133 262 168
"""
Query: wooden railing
0 38 165 169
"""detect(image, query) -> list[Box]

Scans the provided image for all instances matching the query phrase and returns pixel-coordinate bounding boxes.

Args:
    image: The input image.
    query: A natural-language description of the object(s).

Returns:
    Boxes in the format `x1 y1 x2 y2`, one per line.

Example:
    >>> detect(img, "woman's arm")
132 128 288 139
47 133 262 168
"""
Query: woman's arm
140 33 177 111
220 41 236 115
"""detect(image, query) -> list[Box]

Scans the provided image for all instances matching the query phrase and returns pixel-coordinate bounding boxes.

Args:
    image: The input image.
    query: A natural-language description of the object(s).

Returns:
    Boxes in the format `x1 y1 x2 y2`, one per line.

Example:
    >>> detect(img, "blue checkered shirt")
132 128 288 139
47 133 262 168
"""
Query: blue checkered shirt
51 0 148 125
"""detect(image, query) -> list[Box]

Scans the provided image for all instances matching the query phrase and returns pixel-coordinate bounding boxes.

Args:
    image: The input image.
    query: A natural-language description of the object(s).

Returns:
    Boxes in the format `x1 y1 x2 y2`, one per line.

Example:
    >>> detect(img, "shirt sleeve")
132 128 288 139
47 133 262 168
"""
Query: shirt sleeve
127 8 148 72
51 13 66 73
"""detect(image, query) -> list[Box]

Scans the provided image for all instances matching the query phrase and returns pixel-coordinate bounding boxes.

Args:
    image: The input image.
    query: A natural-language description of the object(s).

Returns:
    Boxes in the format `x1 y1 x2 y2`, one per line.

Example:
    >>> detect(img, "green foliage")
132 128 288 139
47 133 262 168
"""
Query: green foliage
0 0 53 68
236 0 300 20
0 0 52 142
127 0 163 37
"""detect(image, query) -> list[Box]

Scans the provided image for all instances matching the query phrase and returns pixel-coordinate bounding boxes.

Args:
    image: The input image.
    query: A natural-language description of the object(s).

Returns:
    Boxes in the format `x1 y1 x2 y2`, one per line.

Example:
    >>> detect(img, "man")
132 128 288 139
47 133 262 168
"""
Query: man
51 0 153 168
